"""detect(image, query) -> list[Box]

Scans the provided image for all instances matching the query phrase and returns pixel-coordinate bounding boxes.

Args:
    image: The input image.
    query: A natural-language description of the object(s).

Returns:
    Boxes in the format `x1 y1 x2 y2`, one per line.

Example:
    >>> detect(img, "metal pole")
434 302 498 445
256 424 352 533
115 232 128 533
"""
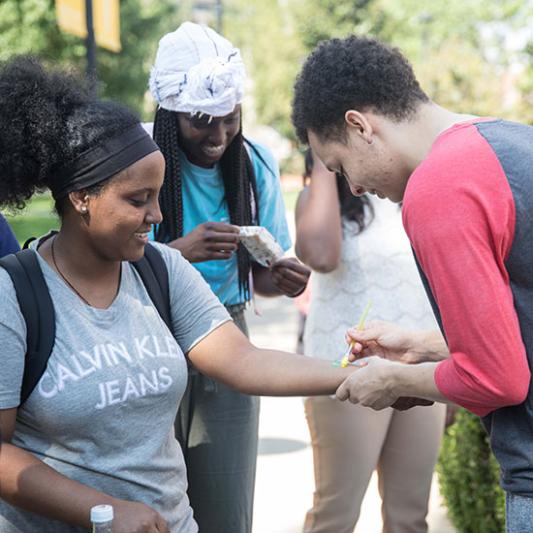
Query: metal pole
85 0 97 96
216 0 223 34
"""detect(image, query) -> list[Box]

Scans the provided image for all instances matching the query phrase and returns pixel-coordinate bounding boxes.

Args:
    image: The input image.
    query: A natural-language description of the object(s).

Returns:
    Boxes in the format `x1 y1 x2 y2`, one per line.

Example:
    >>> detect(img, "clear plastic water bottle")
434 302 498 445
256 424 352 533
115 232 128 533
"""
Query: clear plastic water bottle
90 504 113 532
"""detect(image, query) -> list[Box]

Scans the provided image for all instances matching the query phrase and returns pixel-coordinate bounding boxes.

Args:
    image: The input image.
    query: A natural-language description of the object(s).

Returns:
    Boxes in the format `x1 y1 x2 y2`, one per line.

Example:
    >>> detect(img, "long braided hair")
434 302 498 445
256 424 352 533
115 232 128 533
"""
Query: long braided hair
153 107 259 301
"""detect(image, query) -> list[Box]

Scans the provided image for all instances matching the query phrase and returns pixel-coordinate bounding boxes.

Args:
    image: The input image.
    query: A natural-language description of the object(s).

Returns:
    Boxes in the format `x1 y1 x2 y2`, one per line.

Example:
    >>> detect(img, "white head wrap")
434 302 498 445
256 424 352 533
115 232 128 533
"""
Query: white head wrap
149 22 246 117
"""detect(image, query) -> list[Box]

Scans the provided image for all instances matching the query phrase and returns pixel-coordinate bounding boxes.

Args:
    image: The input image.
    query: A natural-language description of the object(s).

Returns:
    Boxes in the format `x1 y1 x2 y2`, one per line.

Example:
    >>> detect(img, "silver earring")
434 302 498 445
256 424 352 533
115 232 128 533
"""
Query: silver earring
80 206 88 214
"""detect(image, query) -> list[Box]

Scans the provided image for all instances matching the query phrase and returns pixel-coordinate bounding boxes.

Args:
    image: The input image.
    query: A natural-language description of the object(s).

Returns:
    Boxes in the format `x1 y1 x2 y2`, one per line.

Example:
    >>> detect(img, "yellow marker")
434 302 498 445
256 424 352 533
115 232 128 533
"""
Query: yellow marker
340 301 372 367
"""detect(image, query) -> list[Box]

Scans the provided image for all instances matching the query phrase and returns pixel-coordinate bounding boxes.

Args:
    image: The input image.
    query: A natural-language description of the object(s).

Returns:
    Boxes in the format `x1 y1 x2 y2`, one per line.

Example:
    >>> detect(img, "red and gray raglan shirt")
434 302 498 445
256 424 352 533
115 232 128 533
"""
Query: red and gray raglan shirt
403 118 533 495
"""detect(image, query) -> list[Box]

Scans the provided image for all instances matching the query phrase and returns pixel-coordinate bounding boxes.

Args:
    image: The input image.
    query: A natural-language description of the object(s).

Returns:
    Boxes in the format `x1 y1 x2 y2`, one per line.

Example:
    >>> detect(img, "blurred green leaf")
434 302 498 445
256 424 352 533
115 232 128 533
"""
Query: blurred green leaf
0 0 183 119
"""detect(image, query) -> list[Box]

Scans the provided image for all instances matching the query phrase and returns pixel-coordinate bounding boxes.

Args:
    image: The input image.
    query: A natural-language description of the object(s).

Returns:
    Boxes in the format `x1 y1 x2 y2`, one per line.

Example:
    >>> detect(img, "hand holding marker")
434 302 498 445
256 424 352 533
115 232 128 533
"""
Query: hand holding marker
333 301 372 368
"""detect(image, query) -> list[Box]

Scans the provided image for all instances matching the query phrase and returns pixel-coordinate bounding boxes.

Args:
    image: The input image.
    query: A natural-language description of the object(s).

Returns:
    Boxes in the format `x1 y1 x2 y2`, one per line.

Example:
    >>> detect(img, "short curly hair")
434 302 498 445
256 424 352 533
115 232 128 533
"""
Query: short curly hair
292 36 429 143
0 56 139 212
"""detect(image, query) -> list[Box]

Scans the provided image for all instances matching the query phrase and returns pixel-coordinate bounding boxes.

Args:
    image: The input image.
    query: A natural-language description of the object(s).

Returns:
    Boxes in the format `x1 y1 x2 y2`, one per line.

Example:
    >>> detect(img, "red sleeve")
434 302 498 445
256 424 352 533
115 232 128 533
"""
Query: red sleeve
403 127 529 417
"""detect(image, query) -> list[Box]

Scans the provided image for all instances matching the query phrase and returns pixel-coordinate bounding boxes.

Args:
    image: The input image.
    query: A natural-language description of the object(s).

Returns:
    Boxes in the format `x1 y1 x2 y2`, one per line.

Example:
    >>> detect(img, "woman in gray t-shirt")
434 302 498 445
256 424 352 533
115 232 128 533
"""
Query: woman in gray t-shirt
0 59 357 532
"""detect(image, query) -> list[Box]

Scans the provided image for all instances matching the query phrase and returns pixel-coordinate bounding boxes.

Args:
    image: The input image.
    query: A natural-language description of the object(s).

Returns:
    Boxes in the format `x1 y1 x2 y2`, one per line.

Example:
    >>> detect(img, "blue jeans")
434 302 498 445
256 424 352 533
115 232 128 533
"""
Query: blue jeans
506 492 533 533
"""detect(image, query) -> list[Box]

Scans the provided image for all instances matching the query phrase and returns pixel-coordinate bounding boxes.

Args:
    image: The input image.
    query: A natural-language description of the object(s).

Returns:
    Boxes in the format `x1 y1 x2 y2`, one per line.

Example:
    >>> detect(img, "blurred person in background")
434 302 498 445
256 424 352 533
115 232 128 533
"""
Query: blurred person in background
295 149 445 533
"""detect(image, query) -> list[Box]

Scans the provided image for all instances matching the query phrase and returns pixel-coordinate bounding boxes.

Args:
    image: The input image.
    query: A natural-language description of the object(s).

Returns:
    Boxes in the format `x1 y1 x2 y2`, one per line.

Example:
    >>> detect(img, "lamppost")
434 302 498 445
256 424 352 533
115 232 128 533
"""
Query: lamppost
85 0 97 96
56 0 121 96
418 11 433 64
216 0 222 34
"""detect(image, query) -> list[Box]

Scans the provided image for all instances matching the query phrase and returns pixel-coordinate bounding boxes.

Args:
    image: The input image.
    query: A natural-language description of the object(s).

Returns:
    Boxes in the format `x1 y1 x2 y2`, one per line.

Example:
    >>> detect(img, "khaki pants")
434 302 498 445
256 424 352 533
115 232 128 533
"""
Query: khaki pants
303 397 445 533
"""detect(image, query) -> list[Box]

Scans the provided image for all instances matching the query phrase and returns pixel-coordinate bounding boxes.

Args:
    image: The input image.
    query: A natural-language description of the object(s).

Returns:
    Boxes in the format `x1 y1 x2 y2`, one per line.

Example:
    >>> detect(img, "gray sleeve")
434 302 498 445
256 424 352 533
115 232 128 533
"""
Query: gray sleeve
0 269 27 408
152 243 231 353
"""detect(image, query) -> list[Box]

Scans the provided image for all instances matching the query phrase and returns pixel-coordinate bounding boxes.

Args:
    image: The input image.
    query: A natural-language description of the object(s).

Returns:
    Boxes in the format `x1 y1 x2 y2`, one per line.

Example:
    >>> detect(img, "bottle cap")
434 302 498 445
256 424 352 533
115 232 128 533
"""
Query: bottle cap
90 504 114 523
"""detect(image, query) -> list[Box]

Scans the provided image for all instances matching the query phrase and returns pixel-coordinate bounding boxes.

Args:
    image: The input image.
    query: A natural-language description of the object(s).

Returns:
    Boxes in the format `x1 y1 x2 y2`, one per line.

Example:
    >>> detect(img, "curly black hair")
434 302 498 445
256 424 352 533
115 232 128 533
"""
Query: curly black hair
153 107 260 301
292 36 429 143
0 56 139 213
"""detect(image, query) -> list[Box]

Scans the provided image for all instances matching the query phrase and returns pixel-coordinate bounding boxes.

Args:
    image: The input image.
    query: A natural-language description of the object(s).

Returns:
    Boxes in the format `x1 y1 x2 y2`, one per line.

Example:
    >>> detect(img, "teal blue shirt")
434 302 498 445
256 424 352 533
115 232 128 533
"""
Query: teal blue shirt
152 141 291 306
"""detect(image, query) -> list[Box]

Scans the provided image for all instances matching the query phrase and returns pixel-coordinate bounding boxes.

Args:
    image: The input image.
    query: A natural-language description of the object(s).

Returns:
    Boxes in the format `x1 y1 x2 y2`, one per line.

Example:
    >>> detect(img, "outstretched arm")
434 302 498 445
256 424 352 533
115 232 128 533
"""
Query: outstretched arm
188 321 355 396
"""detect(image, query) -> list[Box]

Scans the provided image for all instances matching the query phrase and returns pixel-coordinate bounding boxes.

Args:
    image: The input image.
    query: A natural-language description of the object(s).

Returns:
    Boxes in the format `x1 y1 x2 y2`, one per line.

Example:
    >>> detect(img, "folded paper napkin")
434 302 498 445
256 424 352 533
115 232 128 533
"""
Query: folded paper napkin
239 226 284 267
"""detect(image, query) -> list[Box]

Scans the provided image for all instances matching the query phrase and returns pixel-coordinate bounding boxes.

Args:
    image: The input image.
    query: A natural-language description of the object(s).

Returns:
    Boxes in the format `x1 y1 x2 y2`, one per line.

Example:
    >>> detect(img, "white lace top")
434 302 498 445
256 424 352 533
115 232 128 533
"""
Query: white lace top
304 197 437 361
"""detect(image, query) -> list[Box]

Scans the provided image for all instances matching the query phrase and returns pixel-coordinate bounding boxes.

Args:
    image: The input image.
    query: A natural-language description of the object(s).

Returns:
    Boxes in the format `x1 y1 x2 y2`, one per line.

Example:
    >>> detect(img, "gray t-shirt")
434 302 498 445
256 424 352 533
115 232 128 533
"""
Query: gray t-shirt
0 241 230 532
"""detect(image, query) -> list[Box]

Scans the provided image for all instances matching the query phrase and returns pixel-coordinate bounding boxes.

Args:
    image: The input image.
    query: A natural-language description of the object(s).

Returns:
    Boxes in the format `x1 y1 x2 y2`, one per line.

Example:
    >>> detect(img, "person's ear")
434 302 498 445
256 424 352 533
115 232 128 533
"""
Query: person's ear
344 110 374 144
68 191 90 216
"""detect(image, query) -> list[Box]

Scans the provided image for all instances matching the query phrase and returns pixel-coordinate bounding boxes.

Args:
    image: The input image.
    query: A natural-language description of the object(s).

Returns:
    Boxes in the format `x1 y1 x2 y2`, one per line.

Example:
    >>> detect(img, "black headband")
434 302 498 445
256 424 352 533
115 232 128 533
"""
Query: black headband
50 123 159 199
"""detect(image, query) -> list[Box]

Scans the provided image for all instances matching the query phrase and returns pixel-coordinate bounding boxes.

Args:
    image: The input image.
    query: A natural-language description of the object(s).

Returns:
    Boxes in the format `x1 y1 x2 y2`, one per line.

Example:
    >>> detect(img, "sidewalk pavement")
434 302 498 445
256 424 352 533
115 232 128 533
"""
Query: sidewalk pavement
247 295 456 533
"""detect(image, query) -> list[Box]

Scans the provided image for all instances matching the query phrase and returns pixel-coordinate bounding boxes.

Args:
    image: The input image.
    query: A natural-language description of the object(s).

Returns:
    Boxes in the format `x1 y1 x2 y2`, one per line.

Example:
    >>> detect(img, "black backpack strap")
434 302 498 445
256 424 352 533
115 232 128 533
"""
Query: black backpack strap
131 244 172 330
0 243 170 405
0 249 55 405
23 237 37 250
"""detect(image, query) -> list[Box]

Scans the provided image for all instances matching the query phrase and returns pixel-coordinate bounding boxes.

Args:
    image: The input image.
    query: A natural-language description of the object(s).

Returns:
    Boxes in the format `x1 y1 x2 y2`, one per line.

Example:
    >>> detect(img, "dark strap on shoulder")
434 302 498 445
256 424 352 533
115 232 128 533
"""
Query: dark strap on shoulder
131 244 172 330
0 244 170 406
0 249 56 405
23 237 37 250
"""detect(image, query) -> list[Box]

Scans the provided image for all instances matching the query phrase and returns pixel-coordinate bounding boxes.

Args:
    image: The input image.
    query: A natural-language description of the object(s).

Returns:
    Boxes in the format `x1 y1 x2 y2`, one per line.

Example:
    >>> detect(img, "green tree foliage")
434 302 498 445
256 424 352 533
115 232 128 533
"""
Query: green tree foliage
1 1 531 135
297 0 533 121
437 409 505 533
376 0 533 122
226 0 532 139
224 0 304 139
0 0 182 117
294 0 387 50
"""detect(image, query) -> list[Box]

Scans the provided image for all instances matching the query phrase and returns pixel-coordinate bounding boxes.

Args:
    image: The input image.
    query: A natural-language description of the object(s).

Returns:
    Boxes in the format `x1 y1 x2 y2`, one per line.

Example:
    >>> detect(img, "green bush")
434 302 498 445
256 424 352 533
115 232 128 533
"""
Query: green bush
437 409 505 533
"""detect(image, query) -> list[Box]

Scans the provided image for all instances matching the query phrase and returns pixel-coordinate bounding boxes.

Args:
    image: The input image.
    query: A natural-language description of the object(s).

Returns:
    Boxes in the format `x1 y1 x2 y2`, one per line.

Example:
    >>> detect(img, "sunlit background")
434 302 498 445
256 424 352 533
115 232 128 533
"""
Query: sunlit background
0 3 530 530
